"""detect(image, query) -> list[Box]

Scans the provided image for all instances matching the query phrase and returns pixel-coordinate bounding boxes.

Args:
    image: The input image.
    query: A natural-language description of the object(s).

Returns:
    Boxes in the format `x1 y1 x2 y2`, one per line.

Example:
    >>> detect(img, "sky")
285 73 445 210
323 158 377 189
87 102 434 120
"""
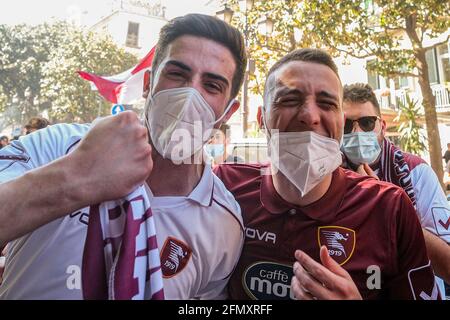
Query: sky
0 0 218 26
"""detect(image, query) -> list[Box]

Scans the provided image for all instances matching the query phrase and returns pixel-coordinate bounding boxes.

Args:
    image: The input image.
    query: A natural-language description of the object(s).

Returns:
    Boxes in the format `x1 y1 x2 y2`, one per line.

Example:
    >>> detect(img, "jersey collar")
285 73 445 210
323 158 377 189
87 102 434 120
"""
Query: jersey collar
146 164 214 207
260 165 347 222
188 164 215 207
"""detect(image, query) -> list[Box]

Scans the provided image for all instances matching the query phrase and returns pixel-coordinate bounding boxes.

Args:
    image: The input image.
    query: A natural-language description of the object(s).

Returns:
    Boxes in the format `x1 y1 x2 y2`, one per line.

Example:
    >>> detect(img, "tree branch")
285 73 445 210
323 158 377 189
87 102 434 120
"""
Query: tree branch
405 13 423 50
328 45 374 59
387 71 418 78
380 25 406 33
338 28 375 58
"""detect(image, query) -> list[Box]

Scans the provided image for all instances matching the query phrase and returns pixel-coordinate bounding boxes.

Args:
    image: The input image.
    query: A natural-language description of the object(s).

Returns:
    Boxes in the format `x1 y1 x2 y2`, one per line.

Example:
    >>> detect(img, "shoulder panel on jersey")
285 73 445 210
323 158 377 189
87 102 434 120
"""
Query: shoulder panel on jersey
213 163 267 193
211 174 244 231
212 197 244 232
343 167 410 202
401 151 427 171
16 123 91 167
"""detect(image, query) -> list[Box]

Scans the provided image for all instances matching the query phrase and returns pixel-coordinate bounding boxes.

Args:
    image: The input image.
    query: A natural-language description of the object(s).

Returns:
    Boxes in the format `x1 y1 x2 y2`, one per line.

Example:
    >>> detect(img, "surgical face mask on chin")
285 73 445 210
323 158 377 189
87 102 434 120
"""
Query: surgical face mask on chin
269 131 342 197
145 87 232 162
341 131 381 165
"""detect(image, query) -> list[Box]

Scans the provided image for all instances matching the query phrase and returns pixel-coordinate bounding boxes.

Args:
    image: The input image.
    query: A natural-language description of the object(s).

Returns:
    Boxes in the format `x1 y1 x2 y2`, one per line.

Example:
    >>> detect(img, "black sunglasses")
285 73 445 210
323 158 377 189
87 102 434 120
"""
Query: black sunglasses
344 116 380 134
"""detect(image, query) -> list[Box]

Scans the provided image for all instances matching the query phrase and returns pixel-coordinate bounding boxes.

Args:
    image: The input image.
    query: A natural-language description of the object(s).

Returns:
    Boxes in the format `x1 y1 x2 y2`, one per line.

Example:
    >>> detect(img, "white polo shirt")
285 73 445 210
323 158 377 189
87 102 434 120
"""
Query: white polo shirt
0 123 244 300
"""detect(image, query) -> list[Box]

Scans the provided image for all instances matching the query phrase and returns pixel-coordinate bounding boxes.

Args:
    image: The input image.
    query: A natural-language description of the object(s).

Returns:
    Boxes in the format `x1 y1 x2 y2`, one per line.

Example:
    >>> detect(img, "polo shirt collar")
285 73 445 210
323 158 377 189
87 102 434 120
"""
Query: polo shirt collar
260 165 347 222
188 164 214 207
146 164 214 207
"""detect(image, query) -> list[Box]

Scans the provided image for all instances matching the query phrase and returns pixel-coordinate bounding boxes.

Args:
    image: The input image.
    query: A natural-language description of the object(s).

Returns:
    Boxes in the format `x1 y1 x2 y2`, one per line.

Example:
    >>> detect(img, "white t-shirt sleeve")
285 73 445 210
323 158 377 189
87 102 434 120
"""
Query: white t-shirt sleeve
411 163 450 243
0 123 90 184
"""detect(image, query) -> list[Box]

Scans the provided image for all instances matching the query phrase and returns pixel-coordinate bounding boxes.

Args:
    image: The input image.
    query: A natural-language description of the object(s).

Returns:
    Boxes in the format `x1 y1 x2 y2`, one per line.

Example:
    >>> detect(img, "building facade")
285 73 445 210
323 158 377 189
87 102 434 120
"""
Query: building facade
89 0 168 58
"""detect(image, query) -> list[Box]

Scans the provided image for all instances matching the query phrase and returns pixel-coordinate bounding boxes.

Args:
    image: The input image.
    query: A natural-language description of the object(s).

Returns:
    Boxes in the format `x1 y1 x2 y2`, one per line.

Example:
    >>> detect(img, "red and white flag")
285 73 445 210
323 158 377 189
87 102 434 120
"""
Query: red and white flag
78 46 155 105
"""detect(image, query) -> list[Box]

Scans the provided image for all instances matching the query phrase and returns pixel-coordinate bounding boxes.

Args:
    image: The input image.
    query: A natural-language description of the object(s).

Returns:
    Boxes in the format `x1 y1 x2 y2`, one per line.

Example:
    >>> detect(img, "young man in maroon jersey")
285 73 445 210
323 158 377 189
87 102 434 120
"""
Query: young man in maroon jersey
214 48 440 300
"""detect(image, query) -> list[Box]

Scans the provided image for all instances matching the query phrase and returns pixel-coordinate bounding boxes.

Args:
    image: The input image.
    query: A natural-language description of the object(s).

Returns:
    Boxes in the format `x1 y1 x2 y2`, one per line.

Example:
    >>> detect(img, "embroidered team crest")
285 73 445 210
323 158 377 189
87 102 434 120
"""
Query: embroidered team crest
318 226 356 265
160 237 192 278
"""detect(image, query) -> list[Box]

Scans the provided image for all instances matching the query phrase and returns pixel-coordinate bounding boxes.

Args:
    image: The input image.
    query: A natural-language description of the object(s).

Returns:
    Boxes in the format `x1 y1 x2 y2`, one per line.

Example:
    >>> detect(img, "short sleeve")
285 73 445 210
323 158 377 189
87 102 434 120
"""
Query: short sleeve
386 190 441 300
411 164 450 244
0 123 89 184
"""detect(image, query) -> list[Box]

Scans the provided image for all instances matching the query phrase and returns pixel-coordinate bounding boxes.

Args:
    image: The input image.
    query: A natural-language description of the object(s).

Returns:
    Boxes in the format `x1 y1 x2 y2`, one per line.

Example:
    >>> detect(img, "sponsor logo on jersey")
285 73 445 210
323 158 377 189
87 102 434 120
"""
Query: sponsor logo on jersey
318 226 355 265
160 237 191 278
431 207 450 236
408 261 441 300
243 262 294 300
69 208 90 226
245 227 277 244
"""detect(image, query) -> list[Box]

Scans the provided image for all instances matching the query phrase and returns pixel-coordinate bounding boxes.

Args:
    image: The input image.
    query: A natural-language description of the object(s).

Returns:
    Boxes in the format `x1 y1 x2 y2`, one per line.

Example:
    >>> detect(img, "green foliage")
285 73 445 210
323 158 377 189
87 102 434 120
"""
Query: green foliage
0 21 138 125
41 26 137 122
222 0 449 95
393 95 427 155
221 0 448 177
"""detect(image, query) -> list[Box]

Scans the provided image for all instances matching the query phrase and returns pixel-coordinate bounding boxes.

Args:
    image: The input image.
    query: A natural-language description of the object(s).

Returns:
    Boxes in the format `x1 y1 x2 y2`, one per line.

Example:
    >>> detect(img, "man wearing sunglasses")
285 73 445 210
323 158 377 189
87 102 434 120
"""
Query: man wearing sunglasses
216 50 439 300
341 83 450 298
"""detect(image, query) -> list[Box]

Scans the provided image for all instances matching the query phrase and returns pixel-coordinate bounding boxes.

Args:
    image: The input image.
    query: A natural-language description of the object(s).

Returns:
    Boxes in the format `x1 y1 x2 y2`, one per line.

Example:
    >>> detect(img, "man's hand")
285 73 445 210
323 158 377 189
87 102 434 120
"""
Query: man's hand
291 246 362 300
67 111 153 204
356 163 379 180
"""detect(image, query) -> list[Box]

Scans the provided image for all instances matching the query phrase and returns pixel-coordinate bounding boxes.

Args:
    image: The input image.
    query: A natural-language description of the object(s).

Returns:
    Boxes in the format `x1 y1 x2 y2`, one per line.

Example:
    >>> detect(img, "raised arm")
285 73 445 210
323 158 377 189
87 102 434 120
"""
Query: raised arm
0 111 152 247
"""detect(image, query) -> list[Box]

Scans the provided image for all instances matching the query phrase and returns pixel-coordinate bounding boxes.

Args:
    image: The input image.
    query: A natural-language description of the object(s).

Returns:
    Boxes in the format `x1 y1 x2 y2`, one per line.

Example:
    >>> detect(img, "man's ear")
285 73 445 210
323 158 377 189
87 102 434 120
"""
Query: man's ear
142 70 151 99
380 118 387 137
222 100 240 123
257 106 264 130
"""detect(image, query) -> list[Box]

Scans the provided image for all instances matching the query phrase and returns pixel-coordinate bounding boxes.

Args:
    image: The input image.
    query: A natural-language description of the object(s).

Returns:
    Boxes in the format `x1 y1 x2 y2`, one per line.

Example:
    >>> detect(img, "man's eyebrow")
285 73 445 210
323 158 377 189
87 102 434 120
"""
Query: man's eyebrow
204 72 229 88
317 90 339 101
165 60 229 87
274 86 303 99
165 60 192 72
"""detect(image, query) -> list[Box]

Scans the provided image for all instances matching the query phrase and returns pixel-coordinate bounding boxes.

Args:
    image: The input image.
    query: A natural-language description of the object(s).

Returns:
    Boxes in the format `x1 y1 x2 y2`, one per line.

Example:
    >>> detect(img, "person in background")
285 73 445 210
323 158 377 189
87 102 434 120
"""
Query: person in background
443 143 450 173
205 123 243 165
341 83 450 298
24 117 50 135
0 136 8 149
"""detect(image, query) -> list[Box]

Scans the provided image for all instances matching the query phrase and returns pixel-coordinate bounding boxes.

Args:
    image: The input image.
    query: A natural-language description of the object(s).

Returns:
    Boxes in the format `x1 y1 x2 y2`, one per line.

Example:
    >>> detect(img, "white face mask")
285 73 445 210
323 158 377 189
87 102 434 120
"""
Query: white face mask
269 131 342 197
145 87 232 162
341 131 381 165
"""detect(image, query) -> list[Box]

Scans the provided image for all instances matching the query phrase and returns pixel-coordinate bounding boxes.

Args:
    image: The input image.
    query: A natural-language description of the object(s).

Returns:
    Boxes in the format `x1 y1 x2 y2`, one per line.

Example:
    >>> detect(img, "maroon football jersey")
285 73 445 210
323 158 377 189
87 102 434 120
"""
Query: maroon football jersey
214 163 440 300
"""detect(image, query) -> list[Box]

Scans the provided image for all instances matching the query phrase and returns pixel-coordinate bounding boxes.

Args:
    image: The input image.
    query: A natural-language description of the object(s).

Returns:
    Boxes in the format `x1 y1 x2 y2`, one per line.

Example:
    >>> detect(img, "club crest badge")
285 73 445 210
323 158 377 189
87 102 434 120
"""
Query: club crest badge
318 226 356 265
160 237 192 278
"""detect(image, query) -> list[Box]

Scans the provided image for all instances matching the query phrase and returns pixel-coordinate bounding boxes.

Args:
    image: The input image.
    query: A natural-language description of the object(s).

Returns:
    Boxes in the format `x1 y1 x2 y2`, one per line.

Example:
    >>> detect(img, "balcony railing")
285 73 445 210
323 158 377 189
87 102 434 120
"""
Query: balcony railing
432 84 450 111
376 84 450 113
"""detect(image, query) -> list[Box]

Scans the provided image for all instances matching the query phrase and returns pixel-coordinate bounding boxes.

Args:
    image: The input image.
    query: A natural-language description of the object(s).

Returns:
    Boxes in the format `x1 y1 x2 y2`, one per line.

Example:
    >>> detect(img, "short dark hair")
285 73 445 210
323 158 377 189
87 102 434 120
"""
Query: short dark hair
25 117 50 131
264 48 340 107
153 14 247 100
0 136 8 141
343 83 381 116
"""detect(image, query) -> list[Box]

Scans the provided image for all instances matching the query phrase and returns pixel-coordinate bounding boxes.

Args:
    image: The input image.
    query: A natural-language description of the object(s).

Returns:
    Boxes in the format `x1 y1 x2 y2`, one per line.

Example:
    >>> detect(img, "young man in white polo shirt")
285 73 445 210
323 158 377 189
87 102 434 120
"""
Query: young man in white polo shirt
0 14 245 299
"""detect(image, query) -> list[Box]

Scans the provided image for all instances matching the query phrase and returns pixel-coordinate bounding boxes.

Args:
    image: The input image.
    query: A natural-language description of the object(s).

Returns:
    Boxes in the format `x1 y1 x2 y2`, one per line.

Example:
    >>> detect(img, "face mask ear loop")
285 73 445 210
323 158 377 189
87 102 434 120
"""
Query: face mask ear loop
143 99 153 141
213 99 236 125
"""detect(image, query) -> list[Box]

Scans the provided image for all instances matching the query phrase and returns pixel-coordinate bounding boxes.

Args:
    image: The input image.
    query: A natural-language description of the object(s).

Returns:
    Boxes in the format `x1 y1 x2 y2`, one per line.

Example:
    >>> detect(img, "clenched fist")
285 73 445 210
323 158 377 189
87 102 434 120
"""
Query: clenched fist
67 111 153 204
